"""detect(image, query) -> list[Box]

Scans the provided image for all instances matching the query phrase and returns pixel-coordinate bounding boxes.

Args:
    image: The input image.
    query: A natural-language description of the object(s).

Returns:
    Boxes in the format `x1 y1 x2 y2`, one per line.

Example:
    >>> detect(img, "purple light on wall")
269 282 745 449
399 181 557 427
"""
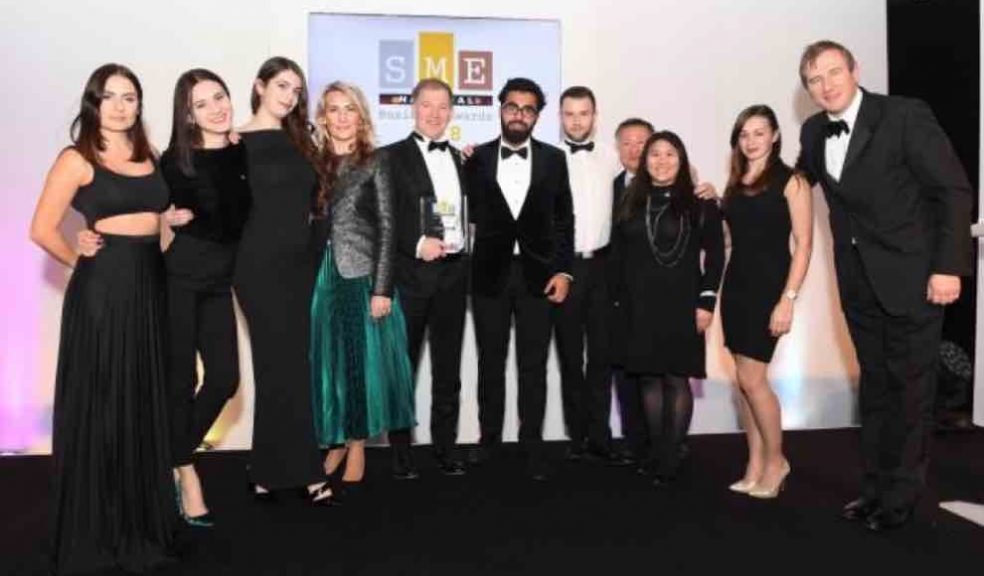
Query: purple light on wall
1 199 46 453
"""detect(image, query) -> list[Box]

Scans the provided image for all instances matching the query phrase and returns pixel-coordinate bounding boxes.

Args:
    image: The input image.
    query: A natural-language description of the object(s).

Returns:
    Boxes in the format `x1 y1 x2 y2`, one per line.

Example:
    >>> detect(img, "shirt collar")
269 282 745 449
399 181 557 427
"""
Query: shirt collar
827 88 863 128
500 137 531 151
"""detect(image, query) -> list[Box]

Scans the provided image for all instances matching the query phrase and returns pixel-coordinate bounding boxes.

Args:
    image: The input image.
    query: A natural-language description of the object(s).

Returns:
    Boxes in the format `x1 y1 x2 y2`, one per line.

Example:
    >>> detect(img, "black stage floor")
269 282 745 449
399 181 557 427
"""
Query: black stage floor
3 428 982 575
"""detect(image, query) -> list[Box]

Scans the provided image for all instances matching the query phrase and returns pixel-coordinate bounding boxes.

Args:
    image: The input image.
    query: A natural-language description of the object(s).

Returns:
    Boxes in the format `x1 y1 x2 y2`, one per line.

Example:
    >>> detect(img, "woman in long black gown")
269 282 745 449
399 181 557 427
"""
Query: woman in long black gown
234 57 331 504
719 105 812 499
30 64 177 574
610 131 724 486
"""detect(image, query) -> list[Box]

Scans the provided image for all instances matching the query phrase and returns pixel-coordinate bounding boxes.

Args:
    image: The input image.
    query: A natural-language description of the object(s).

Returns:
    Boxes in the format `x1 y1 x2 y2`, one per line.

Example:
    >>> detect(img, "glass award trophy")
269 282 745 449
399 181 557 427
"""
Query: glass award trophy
420 195 469 254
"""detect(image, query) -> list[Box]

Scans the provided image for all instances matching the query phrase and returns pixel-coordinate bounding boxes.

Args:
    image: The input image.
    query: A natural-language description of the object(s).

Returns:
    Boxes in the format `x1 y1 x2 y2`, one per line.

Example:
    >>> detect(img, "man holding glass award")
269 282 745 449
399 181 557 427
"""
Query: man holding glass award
385 78 470 478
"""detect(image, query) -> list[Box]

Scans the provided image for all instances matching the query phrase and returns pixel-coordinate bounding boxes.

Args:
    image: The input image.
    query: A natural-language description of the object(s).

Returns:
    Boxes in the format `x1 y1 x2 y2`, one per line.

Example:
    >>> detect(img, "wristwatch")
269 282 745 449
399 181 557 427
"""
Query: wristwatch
784 289 798 301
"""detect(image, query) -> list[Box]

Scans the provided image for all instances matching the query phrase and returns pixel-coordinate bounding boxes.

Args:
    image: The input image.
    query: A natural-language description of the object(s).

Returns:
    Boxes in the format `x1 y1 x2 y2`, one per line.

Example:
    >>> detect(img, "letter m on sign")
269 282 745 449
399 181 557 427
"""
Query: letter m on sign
419 32 454 85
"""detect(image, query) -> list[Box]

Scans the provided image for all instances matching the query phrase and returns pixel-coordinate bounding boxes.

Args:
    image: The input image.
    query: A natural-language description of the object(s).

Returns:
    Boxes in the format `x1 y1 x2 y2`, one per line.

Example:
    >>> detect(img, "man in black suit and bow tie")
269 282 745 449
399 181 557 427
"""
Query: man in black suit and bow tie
795 40 973 530
385 78 469 478
466 77 575 480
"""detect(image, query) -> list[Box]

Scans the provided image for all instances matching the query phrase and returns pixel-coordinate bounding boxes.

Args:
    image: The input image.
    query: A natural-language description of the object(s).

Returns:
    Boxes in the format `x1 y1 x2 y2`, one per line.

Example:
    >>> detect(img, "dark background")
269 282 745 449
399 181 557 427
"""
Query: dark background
888 0 979 417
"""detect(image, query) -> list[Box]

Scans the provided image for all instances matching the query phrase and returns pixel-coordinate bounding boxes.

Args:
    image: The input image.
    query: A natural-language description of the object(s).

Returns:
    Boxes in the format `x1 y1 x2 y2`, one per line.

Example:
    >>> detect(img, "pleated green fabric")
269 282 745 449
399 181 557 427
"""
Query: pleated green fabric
310 245 416 445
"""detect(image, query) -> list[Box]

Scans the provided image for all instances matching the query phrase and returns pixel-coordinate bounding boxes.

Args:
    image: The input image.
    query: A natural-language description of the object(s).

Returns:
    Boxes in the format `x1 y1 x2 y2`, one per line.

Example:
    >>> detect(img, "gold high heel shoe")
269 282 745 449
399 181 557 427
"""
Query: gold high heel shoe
748 460 790 499
728 478 758 493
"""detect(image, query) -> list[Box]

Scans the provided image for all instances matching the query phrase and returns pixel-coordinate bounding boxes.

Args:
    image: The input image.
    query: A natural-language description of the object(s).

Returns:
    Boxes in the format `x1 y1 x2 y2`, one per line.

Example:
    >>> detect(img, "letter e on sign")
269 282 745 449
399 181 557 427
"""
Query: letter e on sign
458 51 492 91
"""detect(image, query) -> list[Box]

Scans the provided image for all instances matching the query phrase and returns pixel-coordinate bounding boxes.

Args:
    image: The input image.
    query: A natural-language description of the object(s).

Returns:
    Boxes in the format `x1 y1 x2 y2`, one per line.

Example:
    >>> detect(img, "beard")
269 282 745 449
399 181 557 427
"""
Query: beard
501 119 534 145
564 125 593 143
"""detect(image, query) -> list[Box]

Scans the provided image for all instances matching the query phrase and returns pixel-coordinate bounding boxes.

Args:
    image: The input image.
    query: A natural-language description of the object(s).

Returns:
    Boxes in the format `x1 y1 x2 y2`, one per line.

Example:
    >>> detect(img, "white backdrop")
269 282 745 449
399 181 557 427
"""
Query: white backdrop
0 0 890 453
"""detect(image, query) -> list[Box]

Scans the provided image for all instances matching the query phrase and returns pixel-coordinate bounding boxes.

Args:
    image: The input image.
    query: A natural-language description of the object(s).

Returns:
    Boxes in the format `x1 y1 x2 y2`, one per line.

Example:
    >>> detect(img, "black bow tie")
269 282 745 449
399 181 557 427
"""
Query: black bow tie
500 146 529 160
566 141 594 154
428 140 449 152
825 119 850 138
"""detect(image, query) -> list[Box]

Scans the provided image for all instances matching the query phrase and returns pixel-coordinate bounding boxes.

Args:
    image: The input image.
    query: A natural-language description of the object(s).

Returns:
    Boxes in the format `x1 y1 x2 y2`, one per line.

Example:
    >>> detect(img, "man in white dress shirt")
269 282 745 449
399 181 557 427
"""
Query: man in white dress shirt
552 86 632 465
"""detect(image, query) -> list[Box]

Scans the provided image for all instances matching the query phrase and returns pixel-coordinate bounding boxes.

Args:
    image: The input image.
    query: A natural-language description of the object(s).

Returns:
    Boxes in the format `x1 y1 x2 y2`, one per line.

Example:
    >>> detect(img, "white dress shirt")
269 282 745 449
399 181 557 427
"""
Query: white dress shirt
825 89 863 182
414 133 464 255
564 139 621 255
496 139 532 254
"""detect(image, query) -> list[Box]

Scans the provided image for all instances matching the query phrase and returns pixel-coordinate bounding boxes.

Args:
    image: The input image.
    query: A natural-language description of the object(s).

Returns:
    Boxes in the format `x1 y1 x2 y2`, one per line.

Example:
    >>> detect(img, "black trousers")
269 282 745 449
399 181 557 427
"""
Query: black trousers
166 238 240 467
395 257 469 455
552 254 613 450
473 260 553 451
839 247 943 511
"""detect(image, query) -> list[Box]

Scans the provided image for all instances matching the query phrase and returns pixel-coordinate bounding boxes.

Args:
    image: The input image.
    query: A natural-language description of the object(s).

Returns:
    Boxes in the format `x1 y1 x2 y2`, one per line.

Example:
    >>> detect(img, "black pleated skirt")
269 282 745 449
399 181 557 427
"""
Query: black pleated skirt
51 234 177 575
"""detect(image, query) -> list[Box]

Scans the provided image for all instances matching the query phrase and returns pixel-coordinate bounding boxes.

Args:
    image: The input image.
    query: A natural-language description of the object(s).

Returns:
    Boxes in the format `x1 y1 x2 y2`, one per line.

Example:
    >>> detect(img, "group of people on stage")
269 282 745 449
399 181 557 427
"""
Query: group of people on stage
30 37 972 574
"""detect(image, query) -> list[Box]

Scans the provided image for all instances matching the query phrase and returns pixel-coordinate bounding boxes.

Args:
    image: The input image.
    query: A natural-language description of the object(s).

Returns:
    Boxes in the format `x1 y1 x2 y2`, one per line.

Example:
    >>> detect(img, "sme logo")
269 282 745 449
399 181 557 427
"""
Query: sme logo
379 32 494 106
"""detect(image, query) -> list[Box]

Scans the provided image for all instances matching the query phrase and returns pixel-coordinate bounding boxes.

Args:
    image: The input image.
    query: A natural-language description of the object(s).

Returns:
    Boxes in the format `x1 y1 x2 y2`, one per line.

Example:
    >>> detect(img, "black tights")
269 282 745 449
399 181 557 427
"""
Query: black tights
639 374 693 475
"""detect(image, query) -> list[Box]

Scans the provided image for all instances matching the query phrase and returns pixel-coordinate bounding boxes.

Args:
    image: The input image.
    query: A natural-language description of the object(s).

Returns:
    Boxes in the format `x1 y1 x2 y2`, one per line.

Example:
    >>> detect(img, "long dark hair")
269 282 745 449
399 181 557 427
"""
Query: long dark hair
250 57 319 168
167 68 231 177
313 81 376 215
616 131 695 222
70 63 153 165
724 105 783 203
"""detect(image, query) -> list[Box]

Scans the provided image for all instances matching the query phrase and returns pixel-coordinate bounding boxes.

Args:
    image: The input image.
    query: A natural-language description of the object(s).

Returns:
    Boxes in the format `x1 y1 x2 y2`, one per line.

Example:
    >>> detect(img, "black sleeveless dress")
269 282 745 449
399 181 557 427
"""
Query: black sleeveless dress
720 163 795 362
52 160 177 574
234 130 324 489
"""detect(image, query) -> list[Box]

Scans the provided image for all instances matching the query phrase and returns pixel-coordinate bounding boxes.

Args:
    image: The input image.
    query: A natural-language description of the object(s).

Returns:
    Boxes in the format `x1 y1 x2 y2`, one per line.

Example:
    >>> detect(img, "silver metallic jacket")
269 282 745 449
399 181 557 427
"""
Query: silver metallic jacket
328 152 396 296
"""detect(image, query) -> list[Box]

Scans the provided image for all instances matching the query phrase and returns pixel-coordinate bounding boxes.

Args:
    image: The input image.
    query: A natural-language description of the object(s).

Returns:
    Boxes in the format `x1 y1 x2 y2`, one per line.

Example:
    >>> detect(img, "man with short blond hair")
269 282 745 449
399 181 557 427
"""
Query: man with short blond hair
796 39 972 530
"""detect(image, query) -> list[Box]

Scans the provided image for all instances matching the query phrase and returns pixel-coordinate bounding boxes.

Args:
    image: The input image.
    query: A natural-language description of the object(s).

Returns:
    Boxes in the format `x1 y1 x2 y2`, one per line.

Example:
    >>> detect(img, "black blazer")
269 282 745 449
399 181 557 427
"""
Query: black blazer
796 89 973 315
466 137 574 296
613 170 629 213
384 134 468 296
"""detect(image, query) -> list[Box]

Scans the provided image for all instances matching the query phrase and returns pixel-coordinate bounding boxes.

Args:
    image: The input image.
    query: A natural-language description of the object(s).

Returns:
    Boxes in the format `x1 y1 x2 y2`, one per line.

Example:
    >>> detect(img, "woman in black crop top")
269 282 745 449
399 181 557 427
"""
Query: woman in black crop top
609 131 725 486
158 69 252 525
29 64 177 575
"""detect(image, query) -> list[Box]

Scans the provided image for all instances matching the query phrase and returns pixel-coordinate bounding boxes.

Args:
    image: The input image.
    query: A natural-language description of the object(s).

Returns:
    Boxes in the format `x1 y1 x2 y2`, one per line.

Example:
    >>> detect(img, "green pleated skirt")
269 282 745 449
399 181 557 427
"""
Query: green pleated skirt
310 245 416 445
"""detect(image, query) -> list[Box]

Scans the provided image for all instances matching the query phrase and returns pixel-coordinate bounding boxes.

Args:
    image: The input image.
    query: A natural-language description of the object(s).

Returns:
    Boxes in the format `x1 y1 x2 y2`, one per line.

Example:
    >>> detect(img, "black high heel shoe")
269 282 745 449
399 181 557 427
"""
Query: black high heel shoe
174 478 215 527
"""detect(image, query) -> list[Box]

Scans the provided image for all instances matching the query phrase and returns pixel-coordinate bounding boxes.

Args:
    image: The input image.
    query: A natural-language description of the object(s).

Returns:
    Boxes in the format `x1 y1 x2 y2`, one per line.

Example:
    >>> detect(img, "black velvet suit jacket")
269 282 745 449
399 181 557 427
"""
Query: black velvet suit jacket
796 90 973 315
466 137 574 297
384 134 468 297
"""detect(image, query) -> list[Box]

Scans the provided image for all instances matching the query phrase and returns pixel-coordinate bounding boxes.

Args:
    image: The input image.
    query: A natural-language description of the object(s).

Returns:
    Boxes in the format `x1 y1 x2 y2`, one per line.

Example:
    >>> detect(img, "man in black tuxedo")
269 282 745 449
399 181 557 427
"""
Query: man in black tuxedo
466 77 574 480
385 78 469 478
610 117 654 463
796 40 973 530
612 118 654 206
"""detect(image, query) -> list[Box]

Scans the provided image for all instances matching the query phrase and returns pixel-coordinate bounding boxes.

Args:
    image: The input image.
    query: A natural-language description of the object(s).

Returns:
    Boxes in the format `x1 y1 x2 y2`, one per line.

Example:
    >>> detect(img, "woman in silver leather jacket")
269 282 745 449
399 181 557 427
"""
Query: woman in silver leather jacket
309 81 416 493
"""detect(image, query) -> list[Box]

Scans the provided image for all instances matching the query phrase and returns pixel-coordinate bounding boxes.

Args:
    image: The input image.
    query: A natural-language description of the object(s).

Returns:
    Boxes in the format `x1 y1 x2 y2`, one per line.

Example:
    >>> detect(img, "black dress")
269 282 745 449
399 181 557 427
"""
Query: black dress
720 163 794 363
234 130 324 489
160 145 251 466
610 188 724 377
52 162 176 574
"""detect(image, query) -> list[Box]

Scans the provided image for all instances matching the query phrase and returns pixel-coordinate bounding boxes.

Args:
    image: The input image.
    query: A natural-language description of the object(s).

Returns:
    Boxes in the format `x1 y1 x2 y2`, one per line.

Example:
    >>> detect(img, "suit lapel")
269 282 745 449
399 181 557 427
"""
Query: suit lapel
841 91 880 177
405 134 437 198
482 137 514 221
518 139 544 219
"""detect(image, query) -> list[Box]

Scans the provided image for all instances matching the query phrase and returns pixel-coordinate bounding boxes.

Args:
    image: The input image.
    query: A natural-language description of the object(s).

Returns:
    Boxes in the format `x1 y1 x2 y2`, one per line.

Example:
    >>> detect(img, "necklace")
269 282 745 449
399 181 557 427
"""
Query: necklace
645 192 690 268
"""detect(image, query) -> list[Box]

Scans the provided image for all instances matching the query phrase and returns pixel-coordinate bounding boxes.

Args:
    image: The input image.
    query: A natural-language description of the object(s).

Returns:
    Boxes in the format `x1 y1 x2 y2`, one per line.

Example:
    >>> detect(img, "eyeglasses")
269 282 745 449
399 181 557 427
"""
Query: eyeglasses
501 102 539 118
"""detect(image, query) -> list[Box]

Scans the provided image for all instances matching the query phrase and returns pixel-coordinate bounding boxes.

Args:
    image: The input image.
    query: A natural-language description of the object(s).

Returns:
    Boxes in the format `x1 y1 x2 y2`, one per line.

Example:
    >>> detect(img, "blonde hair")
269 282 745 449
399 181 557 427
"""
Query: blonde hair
313 81 376 215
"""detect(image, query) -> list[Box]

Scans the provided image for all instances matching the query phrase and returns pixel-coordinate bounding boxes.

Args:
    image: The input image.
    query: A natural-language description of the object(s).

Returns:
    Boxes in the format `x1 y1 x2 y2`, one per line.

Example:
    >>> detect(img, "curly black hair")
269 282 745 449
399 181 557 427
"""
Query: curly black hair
497 77 546 112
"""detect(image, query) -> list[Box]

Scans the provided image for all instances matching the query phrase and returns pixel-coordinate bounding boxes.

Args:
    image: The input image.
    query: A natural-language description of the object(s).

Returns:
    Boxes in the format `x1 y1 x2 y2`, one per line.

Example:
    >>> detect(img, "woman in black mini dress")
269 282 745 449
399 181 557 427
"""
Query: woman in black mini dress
719 105 812 499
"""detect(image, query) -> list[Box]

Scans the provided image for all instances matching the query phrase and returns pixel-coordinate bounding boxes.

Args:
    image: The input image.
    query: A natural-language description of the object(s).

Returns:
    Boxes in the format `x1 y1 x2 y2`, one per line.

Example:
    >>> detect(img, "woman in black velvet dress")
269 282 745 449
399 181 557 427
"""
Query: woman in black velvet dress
610 131 724 486
234 57 331 504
